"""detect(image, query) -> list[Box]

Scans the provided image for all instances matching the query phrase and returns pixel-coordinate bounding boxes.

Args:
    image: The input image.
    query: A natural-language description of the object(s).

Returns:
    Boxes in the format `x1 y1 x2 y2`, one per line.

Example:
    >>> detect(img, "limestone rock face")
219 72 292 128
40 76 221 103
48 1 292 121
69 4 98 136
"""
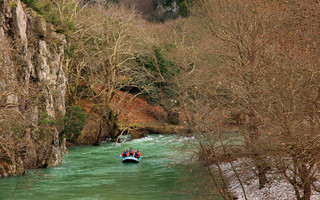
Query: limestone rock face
0 0 66 177
15 1 27 47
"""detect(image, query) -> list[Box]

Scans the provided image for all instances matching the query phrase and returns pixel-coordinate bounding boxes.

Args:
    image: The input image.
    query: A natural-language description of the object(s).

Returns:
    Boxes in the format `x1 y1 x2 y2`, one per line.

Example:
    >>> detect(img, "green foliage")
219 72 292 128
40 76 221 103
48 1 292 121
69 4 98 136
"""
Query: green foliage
63 105 87 140
9 0 17 9
145 47 176 76
64 37 79 58
105 0 119 3
21 0 77 33
37 111 57 137
21 0 44 15
38 111 56 126
154 0 175 7
139 47 179 107
178 0 193 17
153 0 193 17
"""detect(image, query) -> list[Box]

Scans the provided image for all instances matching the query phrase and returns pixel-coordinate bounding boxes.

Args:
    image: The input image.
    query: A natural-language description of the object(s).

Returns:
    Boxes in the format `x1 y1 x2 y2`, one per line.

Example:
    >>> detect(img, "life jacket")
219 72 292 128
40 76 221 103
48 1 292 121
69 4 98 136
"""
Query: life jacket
134 152 141 158
129 149 134 156
121 151 128 157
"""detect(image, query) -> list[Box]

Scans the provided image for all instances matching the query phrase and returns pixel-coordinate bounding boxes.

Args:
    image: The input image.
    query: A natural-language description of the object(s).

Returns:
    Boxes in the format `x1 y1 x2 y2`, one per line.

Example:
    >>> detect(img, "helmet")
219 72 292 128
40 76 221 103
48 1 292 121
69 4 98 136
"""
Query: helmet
137 150 139 152
125 150 128 152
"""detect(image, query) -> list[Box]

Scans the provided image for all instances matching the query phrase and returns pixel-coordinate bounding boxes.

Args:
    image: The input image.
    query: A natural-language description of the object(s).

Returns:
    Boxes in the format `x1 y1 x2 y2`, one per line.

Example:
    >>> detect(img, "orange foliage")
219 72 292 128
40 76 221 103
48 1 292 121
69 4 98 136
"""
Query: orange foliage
110 91 167 124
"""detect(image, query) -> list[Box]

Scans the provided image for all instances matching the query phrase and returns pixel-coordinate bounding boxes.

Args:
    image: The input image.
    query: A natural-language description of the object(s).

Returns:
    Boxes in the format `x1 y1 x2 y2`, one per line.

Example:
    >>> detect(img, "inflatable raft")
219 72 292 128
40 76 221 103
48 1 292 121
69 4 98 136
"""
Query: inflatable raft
122 156 141 163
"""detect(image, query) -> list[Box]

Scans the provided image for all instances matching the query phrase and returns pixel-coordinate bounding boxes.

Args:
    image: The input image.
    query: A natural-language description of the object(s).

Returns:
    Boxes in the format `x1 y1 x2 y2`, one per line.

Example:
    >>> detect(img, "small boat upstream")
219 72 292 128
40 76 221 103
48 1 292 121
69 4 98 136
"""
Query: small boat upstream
118 148 142 163
122 156 141 163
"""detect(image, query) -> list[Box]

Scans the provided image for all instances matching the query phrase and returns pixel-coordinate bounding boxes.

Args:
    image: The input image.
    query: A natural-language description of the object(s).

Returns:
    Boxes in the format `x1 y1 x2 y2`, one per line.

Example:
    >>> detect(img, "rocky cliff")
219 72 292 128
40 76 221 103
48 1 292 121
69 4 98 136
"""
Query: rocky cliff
0 0 66 177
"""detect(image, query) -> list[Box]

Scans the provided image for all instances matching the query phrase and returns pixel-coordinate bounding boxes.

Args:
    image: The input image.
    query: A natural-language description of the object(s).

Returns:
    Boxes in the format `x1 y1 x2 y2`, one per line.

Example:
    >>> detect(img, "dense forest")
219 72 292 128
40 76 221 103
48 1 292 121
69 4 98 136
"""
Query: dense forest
0 0 319 199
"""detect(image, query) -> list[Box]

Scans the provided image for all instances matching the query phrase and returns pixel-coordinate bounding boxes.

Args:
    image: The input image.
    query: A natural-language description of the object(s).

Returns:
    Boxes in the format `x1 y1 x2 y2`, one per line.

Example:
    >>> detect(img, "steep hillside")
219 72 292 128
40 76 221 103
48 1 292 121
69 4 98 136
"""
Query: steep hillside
0 0 66 176
111 91 167 124
110 91 186 138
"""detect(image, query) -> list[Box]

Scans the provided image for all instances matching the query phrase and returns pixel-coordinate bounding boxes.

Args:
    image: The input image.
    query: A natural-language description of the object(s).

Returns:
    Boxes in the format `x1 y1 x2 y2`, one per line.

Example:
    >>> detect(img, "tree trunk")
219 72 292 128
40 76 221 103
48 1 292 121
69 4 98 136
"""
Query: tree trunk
252 154 269 189
244 113 269 188
93 119 102 146
301 164 311 200
167 109 179 125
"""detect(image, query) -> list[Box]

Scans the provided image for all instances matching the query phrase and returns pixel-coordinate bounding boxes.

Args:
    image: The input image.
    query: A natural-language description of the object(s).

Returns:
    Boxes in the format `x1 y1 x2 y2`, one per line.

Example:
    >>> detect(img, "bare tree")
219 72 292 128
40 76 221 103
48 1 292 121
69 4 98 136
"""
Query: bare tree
65 2 154 104
61 2 158 143
169 0 320 199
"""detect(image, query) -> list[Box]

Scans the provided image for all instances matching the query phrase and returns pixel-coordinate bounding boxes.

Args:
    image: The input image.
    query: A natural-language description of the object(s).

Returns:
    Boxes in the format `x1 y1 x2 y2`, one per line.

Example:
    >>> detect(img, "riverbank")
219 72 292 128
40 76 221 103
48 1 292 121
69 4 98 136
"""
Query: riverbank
218 158 320 200
119 122 188 139
68 91 187 146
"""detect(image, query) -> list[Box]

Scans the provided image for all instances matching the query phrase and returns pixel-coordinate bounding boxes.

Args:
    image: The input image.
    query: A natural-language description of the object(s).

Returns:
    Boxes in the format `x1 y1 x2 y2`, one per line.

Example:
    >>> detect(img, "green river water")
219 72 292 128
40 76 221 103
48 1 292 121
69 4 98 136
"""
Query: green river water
0 135 218 200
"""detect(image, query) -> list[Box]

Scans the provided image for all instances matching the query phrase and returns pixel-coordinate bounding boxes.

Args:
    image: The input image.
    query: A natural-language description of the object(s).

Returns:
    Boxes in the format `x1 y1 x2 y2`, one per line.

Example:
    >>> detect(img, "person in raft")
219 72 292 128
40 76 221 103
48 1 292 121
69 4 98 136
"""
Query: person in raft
121 149 129 158
128 147 135 156
134 150 141 159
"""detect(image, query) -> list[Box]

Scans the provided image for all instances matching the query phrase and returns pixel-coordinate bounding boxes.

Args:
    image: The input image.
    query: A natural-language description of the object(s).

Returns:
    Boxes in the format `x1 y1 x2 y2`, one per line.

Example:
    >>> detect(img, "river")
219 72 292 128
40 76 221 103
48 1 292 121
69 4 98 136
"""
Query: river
0 135 221 200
